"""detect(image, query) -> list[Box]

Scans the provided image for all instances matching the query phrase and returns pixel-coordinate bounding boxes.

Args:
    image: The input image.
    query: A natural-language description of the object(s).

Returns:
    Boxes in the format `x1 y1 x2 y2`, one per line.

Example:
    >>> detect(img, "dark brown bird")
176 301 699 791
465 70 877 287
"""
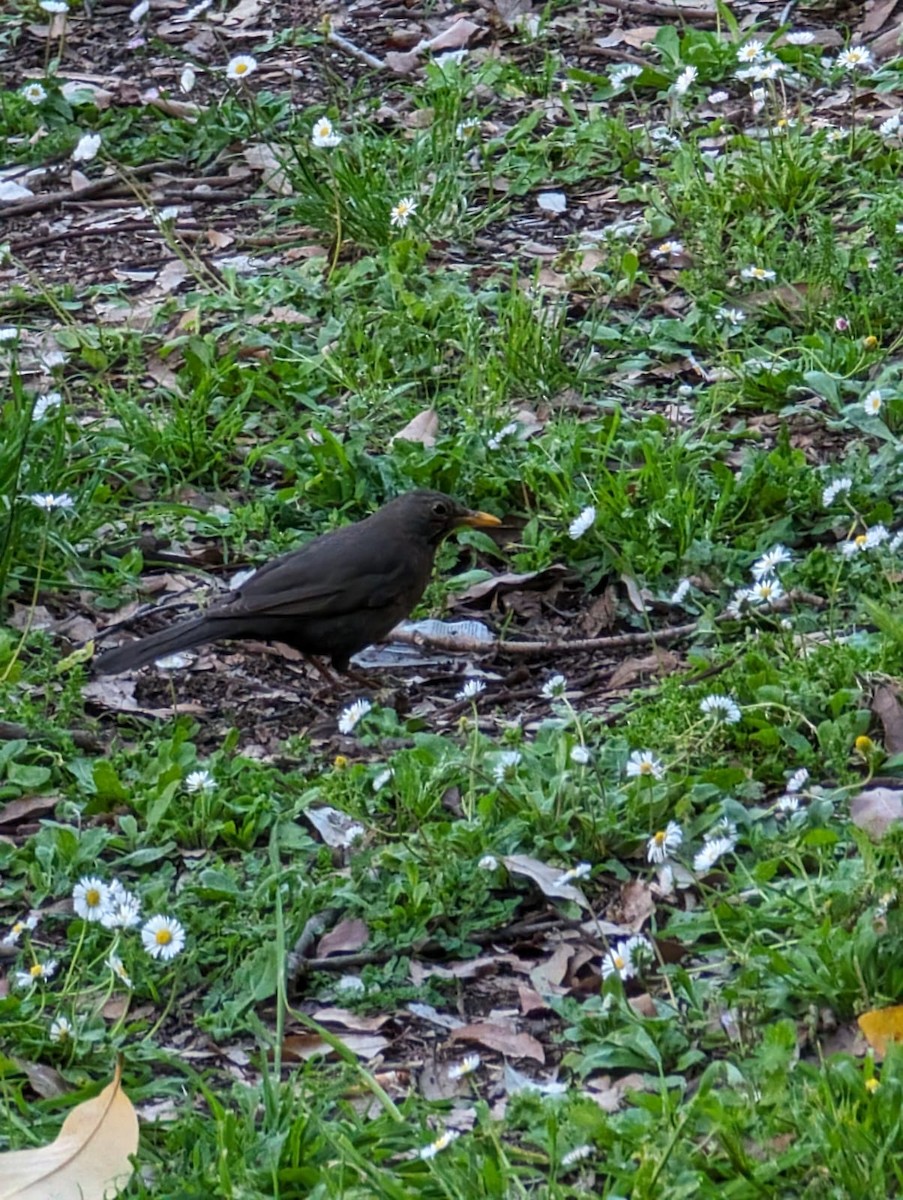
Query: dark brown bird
94 490 501 676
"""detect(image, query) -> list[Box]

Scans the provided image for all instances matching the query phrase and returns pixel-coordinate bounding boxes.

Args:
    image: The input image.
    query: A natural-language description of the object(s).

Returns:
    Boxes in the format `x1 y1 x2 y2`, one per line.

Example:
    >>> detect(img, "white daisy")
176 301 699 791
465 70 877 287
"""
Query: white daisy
338 698 372 735
541 673 568 699
72 133 102 162
822 477 852 506
554 862 591 887
786 767 809 793
693 835 735 873
226 55 257 80
492 750 522 782
651 240 683 258
570 744 591 765
420 1128 460 1159
836 46 872 71
785 31 815 45
49 1015 74 1043
456 679 485 701
601 935 649 981
32 391 62 420
448 1054 481 1080
609 64 643 88
647 821 683 863
717 306 746 326
16 958 58 988
749 576 784 605
626 750 665 780
741 265 776 281
737 40 764 62
700 694 742 724
390 196 417 228
777 794 800 813
751 545 792 578
568 505 595 539
141 914 186 961
561 1144 594 1167
184 768 215 793
72 876 110 922
863 389 883 416
879 113 901 137
22 82 47 104
478 854 499 871
672 66 697 95
27 492 74 510
311 117 342 148
107 952 133 988
100 887 142 930
487 420 521 450
456 118 481 139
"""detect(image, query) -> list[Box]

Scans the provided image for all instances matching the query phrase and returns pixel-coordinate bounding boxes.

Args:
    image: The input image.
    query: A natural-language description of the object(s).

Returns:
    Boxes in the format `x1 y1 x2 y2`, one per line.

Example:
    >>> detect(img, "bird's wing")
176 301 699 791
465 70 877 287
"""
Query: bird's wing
209 527 425 621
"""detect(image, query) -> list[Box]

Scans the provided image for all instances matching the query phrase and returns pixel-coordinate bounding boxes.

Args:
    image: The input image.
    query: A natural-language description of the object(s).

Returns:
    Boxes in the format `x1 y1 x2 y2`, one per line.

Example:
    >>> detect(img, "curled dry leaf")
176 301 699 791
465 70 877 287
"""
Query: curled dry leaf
871 684 903 754
858 1004 903 1059
0 1060 138 1200
502 854 589 907
388 408 438 448
850 787 903 840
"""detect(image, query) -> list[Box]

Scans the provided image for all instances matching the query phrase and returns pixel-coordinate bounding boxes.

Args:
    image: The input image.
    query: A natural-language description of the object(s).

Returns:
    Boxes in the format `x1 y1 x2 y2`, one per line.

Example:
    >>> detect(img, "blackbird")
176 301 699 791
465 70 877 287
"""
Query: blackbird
94 490 501 676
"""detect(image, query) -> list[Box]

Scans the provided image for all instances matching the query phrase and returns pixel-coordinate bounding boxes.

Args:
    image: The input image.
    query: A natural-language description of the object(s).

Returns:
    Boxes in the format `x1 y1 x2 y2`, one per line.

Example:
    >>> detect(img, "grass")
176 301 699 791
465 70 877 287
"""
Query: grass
2 6 903 1197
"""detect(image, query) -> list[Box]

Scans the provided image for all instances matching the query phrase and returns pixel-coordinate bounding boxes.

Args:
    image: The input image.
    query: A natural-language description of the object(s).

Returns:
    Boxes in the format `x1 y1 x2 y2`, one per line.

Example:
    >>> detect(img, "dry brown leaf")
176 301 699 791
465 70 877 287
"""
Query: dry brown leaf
242 144 291 195
872 685 903 754
618 879 656 931
219 0 263 26
428 17 480 50
502 854 589 907
0 1061 138 1199
389 408 438 448
0 794 60 827
312 1007 391 1032
858 1004 903 1058
607 650 681 690
450 1021 545 1062
858 0 901 35
850 787 903 839
315 920 369 958
282 1031 389 1061
304 805 365 849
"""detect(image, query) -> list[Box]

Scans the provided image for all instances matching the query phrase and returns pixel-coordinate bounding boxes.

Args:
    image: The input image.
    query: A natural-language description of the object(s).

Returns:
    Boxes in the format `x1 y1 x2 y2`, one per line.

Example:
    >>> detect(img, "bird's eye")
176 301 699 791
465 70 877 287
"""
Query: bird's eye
432 500 450 516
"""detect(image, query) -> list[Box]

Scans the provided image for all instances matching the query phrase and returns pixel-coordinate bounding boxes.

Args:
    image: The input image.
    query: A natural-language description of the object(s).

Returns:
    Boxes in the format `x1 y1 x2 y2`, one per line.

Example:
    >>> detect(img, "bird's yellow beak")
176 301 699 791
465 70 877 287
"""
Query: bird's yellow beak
457 509 502 529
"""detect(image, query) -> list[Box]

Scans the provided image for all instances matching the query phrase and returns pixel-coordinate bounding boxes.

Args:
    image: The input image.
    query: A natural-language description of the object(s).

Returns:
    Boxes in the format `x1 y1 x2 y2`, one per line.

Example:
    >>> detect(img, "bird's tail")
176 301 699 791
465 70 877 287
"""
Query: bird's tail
94 615 217 675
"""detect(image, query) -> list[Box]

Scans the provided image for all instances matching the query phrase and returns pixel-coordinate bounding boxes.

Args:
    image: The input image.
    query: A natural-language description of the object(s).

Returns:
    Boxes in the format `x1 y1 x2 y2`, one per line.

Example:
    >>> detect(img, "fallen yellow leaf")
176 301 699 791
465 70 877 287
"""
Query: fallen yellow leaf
0 1060 138 1199
857 1005 903 1058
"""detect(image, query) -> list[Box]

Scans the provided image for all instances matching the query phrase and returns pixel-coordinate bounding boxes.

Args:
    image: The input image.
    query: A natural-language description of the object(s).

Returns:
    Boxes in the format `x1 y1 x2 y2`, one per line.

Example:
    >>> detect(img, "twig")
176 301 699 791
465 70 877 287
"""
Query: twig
0 160 186 222
325 28 385 70
598 0 716 22
389 591 825 659
291 915 575 977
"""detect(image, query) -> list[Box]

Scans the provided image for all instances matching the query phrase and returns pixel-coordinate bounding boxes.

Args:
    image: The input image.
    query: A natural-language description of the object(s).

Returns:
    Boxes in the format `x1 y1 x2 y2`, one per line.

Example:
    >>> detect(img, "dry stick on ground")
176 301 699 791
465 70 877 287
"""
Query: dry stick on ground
289 916 579 979
598 0 717 22
325 28 385 70
389 592 825 659
0 160 188 222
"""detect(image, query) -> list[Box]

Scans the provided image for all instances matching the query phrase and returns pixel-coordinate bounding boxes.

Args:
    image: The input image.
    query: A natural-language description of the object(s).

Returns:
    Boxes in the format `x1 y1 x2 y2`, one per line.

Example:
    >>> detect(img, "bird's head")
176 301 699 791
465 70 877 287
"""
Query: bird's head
384 490 502 547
